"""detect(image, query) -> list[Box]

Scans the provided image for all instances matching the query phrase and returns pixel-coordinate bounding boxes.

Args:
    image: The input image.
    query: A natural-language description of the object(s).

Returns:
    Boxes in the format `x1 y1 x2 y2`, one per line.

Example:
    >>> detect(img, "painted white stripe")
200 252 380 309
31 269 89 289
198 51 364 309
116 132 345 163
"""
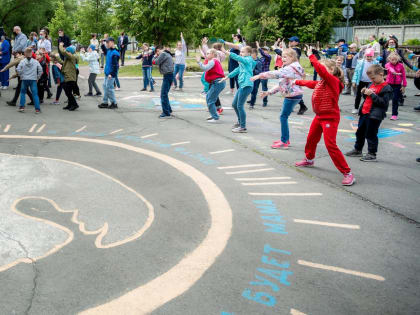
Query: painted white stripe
75 125 87 133
209 149 235 155
297 260 385 281
170 141 191 146
29 124 37 133
293 219 360 229
242 181 297 186
218 163 267 170
109 129 123 135
235 177 292 181
225 168 274 175
3 125 11 133
248 192 322 196
141 133 158 139
36 124 46 133
290 309 307 315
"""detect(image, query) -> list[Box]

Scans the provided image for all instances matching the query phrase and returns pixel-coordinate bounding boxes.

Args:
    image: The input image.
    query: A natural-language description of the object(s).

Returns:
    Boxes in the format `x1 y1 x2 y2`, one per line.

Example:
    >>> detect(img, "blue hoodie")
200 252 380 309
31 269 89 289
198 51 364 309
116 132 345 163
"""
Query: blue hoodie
0 39 11 64
105 48 120 77
324 43 349 57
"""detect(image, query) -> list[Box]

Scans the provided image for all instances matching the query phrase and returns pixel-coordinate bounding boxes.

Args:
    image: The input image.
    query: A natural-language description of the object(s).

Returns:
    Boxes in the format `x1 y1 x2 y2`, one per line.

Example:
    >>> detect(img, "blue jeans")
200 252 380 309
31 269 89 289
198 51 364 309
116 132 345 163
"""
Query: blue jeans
173 64 185 88
103 76 116 104
206 79 226 119
0 63 9 87
161 73 173 115
232 86 252 128
280 96 302 143
250 79 260 105
20 80 40 110
143 67 153 90
114 70 120 88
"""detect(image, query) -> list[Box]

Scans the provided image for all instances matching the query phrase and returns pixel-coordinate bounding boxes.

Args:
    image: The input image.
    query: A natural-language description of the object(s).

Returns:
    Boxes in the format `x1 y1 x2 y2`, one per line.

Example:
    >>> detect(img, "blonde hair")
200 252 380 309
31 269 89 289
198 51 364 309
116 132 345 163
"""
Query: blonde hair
207 48 218 58
242 46 252 55
336 55 344 62
387 52 401 62
320 59 344 85
282 48 298 62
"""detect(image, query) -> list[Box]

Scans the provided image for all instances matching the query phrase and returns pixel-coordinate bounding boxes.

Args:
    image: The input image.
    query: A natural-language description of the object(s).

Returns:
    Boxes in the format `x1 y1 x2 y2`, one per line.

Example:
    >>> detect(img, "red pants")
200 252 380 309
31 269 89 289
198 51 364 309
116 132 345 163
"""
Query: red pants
305 116 351 174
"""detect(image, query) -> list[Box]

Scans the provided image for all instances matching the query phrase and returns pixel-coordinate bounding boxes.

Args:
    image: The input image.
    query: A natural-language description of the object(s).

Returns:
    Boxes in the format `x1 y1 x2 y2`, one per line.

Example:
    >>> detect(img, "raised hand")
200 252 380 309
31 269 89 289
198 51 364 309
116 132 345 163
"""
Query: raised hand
256 41 260 49
196 54 201 63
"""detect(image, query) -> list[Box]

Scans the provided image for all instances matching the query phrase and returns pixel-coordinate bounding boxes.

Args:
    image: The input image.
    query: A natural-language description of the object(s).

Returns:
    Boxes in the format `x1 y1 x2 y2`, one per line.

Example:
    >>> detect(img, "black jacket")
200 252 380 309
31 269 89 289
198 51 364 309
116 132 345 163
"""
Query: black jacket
359 84 393 120
58 35 71 48
117 35 129 51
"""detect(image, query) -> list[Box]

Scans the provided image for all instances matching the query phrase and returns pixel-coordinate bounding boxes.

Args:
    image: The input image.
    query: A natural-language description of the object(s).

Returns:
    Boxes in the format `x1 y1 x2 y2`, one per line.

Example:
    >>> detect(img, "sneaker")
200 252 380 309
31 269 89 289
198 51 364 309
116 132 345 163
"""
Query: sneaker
115 87 120 91
68 105 79 111
200 91 207 96
342 91 350 95
52 101 60 105
217 107 224 115
231 123 240 129
390 115 398 120
108 103 118 109
225 90 233 95
345 149 363 157
360 153 377 162
149 89 154 92
7 101 16 106
98 103 109 109
47 93 53 99
232 127 247 133
271 141 289 149
178 88 183 92
207 118 219 123
342 173 355 186
63 105 71 110
273 140 291 146
35 109 41 114
173 86 178 90
247 100 251 104
297 105 308 115
159 113 171 118
206 116 213 120
415 105 420 111
2 86 8 90
249 105 254 109
141 88 147 91
18 107 25 112
84 93 93 97
352 109 358 114
95 92 102 96
262 103 267 107
295 158 314 167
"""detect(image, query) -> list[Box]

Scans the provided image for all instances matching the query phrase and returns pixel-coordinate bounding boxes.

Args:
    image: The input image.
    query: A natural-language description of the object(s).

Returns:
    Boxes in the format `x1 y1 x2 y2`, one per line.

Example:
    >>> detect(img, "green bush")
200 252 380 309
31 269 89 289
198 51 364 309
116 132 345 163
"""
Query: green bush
403 39 420 45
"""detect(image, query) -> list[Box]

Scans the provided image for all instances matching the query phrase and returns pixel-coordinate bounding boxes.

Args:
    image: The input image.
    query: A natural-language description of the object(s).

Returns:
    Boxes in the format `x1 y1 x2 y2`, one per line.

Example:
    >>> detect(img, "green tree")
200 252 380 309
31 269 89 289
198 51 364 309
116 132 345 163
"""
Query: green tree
47 0 76 42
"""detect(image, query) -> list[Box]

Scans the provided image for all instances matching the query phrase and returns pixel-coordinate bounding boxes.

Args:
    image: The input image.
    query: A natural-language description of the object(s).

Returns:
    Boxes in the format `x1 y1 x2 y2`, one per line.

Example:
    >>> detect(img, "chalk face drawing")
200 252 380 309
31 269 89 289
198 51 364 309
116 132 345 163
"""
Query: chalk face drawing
0 153 154 272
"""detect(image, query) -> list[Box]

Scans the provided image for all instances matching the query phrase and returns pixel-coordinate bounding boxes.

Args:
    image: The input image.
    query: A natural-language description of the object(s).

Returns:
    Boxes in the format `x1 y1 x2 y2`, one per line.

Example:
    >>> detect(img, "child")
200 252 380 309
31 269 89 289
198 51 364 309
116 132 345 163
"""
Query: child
98 37 120 109
255 41 271 107
352 48 378 114
173 32 187 91
346 64 392 162
50 53 64 105
59 42 79 111
136 43 155 92
341 43 358 95
80 45 101 96
196 48 226 122
153 46 174 118
385 52 406 120
252 48 305 148
248 48 263 109
335 55 346 93
35 51 48 104
271 38 283 70
220 45 255 133
16 47 42 113
222 34 244 94
294 46 355 186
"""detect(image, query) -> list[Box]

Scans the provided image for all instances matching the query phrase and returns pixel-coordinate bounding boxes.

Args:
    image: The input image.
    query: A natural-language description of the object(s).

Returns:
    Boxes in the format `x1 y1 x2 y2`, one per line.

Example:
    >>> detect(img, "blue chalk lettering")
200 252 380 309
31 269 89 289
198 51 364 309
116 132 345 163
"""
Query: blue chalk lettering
253 200 274 205
261 256 290 269
242 289 276 307
263 223 287 234
256 205 279 214
263 244 291 255
221 312 233 315
257 268 293 286
249 275 280 292
261 215 285 223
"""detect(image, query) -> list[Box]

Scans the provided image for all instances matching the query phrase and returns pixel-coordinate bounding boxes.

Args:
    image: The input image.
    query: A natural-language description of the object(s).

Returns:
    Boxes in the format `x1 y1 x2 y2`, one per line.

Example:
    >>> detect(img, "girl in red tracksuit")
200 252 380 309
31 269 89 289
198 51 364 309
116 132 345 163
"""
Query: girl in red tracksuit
294 48 355 186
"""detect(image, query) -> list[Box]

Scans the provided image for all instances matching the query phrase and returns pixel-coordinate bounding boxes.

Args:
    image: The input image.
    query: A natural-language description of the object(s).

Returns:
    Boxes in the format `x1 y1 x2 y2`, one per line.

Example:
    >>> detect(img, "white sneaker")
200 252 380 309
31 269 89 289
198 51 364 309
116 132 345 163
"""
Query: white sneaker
352 109 358 114
115 87 120 91
207 118 219 123
225 90 233 95
2 86 8 90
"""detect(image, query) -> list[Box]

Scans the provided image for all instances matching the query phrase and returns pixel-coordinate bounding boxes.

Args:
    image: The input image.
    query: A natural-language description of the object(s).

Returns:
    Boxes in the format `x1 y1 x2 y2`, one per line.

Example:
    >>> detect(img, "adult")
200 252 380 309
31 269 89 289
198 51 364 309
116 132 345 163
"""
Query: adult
57 29 71 59
380 37 418 72
223 33 244 94
28 32 38 51
153 46 174 118
100 34 109 68
324 39 348 57
0 35 11 89
117 31 129 66
12 26 28 54
288 36 308 115
37 29 51 54
358 34 381 57
90 33 99 50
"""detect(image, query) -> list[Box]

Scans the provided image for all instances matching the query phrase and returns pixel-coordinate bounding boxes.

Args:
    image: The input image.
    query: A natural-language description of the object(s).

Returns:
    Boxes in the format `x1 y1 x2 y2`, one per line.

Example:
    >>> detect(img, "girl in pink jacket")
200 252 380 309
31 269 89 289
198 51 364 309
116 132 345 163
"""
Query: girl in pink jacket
385 52 407 120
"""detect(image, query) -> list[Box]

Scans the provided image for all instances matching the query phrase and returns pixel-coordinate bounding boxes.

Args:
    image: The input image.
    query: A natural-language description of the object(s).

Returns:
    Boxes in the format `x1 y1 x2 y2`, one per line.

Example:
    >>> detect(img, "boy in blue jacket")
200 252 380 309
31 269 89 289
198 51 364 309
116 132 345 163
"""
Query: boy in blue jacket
99 37 120 109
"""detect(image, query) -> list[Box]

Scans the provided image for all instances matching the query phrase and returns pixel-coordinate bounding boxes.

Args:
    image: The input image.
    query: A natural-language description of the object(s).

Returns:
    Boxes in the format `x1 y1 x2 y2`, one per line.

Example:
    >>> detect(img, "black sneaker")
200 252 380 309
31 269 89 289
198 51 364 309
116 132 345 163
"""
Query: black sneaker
84 93 93 97
95 92 102 96
345 149 363 157
7 101 16 106
68 105 79 111
63 105 71 110
297 105 308 115
47 94 53 99
416 158 420 163
247 100 251 104
263 103 268 107
98 103 109 109
108 103 118 109
360 153 377 162
140 88 147 91
415 105 420 111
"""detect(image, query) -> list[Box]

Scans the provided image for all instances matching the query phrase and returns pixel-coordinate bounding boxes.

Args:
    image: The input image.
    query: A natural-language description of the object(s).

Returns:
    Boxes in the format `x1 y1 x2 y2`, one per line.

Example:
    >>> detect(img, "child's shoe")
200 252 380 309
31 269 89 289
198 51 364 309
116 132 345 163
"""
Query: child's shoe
231 123 240 129
217 107 224 115
273 140 291 146
390 115 398 120
295 158 314 167
345 149 363 157
35 109 41 114
232 127 247 133
351 109 358 114
271 141 289 149
52 101 60 105
18 107 25 112
342 173 355 186
360 153 377 162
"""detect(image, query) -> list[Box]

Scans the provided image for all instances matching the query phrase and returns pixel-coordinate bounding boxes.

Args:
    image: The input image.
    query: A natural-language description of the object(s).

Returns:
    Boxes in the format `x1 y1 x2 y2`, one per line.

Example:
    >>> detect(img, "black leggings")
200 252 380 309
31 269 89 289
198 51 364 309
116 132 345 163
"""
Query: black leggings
229 76 239 90
63 81 78 108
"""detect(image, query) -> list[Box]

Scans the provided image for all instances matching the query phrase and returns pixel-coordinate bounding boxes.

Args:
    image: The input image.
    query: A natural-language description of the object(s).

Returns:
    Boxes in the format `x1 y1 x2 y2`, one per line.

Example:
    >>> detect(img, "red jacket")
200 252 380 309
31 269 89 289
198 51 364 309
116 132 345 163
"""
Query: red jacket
296 54 343 119
205 59 224 83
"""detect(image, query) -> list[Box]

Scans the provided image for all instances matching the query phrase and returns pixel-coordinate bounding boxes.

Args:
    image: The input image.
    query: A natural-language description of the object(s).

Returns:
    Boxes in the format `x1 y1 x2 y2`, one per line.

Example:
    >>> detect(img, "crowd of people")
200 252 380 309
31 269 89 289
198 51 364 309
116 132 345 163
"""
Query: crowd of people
1 26 420 183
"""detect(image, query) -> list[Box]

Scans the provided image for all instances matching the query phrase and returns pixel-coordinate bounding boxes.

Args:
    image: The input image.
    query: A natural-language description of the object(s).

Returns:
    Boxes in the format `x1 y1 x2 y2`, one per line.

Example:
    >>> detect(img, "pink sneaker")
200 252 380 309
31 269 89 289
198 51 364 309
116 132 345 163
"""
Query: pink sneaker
390 115 398 120
342 173 355 186
271 141 289 149
295 158 314 167
273 140 291 146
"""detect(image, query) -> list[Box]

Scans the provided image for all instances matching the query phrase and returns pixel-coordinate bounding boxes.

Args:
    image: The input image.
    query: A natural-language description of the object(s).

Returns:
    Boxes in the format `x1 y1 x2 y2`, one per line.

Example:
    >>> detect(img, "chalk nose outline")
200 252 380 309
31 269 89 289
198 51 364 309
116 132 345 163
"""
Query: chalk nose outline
0 135 233 315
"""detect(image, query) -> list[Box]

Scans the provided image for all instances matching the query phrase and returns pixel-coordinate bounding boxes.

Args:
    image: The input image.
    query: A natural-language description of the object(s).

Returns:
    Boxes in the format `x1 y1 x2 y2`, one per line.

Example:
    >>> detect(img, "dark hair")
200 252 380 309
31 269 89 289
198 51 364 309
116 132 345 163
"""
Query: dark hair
234 34 243 43
155 45 163 50
367 64 385 76
58 28 64 32
384 38 399 50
